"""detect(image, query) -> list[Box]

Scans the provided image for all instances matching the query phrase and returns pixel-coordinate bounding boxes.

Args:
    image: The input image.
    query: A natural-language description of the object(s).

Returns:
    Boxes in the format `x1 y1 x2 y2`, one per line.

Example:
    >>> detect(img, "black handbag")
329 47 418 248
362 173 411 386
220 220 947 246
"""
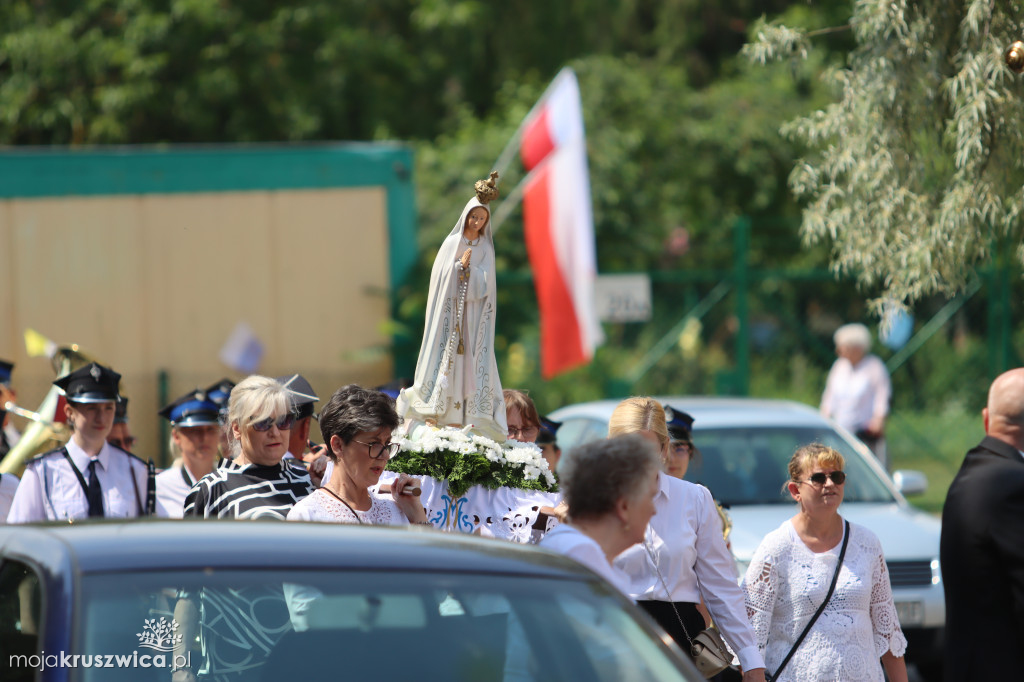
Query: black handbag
766 520 850 682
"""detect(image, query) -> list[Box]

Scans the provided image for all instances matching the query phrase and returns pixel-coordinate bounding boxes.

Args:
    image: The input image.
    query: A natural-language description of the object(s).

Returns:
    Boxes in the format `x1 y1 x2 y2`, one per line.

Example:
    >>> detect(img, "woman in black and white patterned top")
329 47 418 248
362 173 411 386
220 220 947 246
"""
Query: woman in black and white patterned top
184 375 312 520
287 384 426 526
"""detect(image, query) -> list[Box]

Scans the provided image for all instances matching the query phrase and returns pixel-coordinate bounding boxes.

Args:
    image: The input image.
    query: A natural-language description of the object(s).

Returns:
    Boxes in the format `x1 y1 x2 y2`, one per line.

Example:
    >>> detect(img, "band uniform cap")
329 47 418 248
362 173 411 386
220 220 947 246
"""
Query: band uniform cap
276 374 319 420
53 362 122 403
0 359 13 386
205 378 236 422
114 397 130 424
159 389 222 427
664 404 696 442
205 378 236 407
536 415 562 446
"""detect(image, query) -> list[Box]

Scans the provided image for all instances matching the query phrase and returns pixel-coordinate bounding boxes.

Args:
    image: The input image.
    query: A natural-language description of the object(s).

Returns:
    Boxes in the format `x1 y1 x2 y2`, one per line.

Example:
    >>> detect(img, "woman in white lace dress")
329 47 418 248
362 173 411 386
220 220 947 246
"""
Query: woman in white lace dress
742 444 907 682
287 385 426 526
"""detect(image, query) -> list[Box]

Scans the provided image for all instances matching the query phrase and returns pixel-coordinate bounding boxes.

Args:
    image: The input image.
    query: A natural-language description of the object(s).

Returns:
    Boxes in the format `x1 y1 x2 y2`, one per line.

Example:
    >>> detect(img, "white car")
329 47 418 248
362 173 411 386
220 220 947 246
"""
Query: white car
550 396 944 679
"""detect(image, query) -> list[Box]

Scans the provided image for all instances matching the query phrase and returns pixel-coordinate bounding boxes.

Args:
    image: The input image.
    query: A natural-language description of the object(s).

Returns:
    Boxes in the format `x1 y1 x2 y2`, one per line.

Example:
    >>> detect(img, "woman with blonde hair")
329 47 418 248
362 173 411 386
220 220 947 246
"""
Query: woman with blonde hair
742 444 906 681
609 397 765 681
184 375 312 519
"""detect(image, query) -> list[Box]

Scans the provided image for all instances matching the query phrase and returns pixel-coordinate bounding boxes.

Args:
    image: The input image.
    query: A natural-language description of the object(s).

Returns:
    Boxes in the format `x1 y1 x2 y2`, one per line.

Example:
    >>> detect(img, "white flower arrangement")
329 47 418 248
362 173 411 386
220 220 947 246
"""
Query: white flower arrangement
387 425 558 498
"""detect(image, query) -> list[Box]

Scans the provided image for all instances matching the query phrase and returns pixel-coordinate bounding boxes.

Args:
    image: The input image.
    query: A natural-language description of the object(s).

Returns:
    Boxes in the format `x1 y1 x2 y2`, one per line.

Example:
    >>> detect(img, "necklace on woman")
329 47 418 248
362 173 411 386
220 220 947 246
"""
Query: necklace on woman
463 235 481 246
318 486 367 525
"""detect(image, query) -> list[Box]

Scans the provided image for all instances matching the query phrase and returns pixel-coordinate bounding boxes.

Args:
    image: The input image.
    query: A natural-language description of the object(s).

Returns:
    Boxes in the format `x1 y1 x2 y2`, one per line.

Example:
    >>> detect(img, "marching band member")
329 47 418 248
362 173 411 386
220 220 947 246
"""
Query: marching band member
0 360 21 521
276 373 319 469
106 396 137 452
7 363 150 523
155 389 224 518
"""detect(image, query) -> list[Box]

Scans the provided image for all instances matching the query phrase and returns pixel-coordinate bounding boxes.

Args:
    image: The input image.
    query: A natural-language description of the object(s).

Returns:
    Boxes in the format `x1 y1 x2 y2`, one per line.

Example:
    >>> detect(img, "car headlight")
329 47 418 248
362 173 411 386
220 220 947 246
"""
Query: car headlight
930 558 941 585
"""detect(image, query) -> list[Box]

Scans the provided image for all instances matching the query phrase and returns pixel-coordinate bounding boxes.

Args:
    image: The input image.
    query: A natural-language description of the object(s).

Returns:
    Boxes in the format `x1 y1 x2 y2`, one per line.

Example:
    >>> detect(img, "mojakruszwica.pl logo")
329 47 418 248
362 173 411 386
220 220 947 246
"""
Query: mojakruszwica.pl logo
9 617 193 672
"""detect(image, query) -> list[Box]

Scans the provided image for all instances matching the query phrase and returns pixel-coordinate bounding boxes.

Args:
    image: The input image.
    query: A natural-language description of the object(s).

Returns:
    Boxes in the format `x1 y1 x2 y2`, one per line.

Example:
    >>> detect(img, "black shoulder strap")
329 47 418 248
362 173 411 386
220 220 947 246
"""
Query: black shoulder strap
61 447 92 498
768 520 850 682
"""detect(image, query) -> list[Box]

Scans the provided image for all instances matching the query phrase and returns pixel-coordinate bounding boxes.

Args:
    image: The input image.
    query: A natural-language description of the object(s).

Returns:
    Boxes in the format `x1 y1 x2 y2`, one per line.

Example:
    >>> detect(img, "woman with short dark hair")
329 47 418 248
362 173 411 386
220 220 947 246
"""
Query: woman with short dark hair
288 385 426 525
539 434 660 596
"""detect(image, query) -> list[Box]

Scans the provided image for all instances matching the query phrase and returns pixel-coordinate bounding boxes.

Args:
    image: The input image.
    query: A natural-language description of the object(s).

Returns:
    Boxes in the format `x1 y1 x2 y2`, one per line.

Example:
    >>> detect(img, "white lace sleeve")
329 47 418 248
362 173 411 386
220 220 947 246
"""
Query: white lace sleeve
869 540 908 658
742 540 777 654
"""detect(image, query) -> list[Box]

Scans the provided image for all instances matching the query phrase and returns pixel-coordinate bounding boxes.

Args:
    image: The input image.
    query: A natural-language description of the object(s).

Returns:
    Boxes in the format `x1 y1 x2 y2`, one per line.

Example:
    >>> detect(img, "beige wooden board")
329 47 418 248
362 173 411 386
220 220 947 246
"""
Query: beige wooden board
1 187 393 465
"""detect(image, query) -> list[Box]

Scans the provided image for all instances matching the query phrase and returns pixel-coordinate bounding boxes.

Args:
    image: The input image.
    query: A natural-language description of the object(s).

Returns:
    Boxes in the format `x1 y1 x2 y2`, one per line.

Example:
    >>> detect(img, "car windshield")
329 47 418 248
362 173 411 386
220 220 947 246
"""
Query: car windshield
71 569 692 682
684 427 895 507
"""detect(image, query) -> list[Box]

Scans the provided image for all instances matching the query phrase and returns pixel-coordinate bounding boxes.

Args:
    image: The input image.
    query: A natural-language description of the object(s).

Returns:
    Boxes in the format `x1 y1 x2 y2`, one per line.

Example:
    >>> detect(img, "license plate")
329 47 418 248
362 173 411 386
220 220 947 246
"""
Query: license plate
895 601 923 625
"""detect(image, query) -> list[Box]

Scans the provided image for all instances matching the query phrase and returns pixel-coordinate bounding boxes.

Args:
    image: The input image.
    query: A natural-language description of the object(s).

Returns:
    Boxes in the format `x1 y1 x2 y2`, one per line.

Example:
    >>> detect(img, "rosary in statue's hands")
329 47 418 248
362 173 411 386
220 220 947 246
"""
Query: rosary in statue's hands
459 248 472 270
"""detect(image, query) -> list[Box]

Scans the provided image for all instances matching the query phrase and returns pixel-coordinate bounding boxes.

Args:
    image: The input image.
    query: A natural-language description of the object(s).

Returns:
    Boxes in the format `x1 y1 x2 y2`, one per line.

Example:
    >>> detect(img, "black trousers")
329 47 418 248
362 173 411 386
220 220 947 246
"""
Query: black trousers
638 600 705 652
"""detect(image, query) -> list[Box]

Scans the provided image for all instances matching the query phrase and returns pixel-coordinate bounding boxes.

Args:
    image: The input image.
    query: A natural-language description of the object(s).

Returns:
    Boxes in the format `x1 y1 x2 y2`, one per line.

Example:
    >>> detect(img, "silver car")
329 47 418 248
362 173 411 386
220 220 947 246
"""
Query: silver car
550 396 944 678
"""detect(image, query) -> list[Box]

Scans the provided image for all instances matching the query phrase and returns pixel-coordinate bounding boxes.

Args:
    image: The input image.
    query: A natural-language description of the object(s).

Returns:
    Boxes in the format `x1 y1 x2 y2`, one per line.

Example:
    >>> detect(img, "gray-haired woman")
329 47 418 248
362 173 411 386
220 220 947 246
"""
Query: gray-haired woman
539 434 661 596
287 385 426 525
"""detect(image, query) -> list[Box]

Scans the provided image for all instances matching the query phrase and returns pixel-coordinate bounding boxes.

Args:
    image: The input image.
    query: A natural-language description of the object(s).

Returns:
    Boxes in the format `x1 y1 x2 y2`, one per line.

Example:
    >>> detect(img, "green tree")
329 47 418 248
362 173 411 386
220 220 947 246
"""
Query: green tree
745 0 1024 312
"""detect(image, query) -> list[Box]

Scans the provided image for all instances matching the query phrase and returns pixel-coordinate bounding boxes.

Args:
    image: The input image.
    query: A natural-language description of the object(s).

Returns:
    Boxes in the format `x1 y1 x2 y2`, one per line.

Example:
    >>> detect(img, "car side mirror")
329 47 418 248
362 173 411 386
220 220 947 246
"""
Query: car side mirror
892 469 928 497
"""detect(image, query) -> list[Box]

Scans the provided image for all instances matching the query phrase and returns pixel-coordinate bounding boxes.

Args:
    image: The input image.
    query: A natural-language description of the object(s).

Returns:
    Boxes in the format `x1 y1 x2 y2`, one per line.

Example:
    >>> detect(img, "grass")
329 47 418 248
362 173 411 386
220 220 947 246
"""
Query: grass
887 408 985 514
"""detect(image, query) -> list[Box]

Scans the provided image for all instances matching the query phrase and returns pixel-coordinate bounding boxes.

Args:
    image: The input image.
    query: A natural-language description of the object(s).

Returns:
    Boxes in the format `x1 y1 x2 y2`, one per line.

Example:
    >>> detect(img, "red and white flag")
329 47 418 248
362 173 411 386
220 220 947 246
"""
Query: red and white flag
519 68 603 378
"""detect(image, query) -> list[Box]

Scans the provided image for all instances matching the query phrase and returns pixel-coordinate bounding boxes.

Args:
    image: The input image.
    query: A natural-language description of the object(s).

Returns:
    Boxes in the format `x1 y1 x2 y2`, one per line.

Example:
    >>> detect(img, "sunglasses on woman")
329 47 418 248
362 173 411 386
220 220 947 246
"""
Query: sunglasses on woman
803 471 846 486
251 414 295 432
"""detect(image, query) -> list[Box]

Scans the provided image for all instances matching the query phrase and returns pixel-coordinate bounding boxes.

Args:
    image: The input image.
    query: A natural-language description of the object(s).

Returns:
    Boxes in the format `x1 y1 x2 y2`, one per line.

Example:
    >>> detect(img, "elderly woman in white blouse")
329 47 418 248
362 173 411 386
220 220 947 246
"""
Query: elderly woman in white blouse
742 443 906 681
539 434 660 597
287 385 425 526
609 397 766 681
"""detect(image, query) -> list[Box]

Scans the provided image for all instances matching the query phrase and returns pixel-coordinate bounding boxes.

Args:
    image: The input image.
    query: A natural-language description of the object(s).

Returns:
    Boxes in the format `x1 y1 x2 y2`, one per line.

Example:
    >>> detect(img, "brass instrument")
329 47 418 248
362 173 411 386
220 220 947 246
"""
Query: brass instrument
0 345 96 477
716 501 733 544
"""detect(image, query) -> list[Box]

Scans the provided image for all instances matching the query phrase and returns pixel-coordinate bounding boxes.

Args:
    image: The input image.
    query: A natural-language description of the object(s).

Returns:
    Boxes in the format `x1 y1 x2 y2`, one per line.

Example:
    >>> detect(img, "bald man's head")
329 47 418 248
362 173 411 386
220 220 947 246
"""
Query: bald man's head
984 368 1024 448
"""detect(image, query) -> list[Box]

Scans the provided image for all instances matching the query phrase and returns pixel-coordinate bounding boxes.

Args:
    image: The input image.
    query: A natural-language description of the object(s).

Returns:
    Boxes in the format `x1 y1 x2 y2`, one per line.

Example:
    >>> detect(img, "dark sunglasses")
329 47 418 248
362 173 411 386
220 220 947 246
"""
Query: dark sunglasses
251 414 295 432
352 440 401 460
803 471 846 486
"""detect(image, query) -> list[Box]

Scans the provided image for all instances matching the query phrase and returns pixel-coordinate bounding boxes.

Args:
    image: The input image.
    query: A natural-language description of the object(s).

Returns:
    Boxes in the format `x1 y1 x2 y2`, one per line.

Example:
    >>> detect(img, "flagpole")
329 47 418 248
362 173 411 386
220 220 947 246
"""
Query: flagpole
491 67 573 185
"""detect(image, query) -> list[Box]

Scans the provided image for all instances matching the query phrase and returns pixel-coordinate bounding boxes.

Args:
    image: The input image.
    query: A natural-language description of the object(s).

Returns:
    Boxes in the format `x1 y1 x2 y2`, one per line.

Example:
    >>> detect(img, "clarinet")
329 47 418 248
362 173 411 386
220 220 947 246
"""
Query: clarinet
145 459 157 516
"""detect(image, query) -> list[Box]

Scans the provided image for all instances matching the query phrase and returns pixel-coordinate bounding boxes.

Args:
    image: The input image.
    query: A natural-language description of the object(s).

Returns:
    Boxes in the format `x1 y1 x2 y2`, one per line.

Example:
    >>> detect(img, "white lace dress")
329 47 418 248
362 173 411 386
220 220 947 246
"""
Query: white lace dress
742 519 907 681
286 488 408 525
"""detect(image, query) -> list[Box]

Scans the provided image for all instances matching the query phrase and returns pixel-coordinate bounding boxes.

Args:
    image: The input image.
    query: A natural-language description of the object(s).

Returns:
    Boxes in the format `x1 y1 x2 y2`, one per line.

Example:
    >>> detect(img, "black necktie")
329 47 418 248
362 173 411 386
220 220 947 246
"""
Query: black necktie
86 459 104 518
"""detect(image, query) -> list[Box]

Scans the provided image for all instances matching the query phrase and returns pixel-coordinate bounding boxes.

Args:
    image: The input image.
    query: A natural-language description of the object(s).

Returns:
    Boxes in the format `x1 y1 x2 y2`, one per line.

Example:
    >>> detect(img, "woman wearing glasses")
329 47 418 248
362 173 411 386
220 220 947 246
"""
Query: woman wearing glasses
288 385 426 525
183 375 313 520
742 444 907 682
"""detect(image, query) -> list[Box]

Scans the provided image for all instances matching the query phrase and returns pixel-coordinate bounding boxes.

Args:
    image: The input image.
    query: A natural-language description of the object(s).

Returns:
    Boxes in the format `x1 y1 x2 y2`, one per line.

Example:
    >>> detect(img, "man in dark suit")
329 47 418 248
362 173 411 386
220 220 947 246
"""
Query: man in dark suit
940 368 1024 680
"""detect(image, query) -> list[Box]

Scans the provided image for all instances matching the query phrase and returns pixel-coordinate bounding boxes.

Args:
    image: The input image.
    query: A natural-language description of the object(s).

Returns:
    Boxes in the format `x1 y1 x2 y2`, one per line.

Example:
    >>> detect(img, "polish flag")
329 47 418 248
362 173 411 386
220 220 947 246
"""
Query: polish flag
520 68 603 378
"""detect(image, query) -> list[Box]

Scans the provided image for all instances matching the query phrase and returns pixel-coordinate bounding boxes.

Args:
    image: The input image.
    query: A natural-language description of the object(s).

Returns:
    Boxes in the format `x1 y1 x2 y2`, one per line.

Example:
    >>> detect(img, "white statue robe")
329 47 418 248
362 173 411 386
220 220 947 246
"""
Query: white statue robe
397 197 507 442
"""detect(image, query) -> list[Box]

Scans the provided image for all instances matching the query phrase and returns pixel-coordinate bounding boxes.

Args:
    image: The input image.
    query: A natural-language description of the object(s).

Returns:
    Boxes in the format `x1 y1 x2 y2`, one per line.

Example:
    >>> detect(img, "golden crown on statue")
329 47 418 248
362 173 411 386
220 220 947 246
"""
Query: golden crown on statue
474 171 500 204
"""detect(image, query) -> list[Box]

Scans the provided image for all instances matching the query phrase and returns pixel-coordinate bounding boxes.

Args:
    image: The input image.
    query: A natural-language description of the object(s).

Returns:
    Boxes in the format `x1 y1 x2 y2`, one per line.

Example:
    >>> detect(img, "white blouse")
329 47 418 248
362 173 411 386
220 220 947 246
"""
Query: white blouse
614 473 763 672
286 488 408 525
540 524 633 598
742 519 907 681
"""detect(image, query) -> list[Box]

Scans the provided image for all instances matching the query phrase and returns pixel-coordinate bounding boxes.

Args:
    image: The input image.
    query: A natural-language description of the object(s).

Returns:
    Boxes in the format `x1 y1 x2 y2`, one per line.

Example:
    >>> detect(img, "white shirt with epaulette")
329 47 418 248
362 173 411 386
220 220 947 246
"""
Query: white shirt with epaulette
6 440 148 523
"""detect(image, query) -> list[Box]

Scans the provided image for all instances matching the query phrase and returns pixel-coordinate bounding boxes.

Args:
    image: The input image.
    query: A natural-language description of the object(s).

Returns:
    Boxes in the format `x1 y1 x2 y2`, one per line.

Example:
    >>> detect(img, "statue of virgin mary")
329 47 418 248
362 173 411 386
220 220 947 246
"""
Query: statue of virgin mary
396 173 508 442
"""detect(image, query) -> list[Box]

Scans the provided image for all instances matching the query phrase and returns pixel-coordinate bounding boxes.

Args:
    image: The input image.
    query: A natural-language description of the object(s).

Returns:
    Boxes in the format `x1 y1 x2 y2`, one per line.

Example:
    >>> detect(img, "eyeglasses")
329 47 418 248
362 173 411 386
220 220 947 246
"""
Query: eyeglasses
508 425 539 439
802 471 846 486
671 442 692 456
251 414 295 432
352 440 401 460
